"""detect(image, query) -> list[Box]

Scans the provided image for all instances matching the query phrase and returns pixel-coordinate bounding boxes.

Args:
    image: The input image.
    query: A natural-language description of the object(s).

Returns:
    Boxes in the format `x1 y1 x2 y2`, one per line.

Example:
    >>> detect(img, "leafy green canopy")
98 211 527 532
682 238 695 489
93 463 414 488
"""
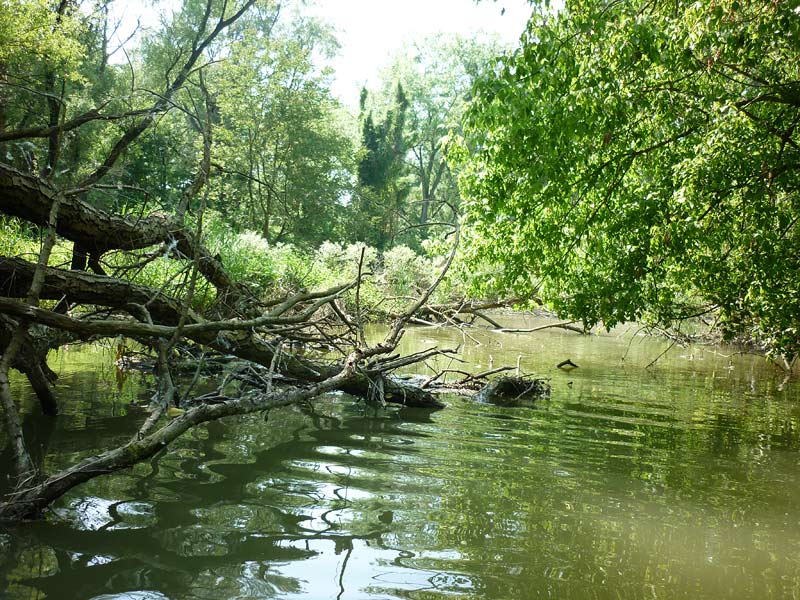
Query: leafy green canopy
455 0 800 357
0 0 83 70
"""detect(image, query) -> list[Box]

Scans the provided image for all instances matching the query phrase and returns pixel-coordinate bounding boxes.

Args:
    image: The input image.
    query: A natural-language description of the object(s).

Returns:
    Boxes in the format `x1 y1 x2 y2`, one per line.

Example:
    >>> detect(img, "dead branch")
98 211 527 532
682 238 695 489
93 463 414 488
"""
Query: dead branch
363 225 460 362
420 365 517 389
0 357 358 521
495 320 588 335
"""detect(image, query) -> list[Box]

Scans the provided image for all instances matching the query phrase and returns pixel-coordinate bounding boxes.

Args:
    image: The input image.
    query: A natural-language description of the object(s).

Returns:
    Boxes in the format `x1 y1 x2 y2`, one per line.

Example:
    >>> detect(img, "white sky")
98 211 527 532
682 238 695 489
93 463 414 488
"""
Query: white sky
108 0 534 106
305 0 534 106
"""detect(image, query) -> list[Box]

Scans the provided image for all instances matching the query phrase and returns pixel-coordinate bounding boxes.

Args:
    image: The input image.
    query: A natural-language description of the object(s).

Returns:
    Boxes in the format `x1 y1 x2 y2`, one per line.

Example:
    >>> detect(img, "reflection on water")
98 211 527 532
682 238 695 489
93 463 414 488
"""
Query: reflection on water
1 319 800 599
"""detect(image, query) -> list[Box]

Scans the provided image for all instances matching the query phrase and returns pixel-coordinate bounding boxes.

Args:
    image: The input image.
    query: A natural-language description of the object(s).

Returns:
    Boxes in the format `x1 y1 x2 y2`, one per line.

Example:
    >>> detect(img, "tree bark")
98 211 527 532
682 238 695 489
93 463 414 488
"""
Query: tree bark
0 256 187 325
0 164 241 303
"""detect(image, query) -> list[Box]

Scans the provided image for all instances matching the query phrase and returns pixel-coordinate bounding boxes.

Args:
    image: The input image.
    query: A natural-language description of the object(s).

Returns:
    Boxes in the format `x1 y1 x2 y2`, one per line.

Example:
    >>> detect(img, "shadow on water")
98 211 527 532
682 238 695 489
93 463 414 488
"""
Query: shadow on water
2 322 800 599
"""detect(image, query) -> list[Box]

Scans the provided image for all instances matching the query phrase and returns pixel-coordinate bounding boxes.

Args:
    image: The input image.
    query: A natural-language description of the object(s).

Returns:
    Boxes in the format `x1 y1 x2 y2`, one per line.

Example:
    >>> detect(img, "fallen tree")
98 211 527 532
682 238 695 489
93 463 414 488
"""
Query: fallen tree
0 205 455 520
0 158 463 516
0 164 239 300
0 0 462 521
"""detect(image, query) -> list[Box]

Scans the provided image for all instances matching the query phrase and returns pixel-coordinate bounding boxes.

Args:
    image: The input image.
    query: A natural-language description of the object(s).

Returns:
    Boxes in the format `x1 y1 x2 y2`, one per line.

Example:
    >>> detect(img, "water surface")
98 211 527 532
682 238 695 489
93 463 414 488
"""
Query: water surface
1 318 799 599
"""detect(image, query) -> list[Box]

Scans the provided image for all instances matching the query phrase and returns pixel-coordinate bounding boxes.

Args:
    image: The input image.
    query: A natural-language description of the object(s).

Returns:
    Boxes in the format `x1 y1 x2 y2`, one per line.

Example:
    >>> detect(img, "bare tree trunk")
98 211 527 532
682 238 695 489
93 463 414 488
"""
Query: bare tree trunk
0 191 63 486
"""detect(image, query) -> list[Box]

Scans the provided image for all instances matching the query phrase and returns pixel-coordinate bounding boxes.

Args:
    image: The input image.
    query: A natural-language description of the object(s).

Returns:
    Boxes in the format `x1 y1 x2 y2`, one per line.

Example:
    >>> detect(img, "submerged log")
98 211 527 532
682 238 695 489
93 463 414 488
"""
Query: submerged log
474 376 550 405
338 375 444 408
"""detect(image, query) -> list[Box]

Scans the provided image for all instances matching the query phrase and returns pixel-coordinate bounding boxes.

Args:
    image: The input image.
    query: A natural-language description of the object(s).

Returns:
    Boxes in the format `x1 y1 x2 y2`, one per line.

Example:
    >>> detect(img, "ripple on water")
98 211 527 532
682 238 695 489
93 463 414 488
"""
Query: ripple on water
88 593 170 600
4 335 800 600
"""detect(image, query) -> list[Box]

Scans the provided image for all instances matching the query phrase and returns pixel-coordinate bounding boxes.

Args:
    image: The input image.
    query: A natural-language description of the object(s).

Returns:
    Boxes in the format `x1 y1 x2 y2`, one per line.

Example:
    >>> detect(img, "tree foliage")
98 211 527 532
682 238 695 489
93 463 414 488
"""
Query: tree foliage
350 34 507 251
455 0 800 358
210 12 353 245
0 0 84 70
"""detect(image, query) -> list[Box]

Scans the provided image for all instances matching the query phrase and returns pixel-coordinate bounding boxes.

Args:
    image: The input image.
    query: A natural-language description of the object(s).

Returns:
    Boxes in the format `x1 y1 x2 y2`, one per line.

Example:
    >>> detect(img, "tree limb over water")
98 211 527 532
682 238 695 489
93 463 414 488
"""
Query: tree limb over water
0 217 449 520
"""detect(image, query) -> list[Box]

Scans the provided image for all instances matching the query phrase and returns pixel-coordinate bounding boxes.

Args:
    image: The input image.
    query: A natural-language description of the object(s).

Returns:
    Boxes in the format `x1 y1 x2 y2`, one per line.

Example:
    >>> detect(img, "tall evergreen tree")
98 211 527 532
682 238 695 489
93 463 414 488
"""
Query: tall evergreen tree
352 84 410 250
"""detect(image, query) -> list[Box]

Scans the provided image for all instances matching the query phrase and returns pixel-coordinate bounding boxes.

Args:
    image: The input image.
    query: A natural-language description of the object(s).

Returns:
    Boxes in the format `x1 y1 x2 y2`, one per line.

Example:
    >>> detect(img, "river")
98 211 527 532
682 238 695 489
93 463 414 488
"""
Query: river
1 316 799 599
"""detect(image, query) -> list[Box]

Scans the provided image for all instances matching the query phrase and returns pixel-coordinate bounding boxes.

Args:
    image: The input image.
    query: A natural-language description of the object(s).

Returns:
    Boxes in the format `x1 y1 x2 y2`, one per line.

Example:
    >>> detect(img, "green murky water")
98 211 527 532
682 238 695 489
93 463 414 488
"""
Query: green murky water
1 317 799 599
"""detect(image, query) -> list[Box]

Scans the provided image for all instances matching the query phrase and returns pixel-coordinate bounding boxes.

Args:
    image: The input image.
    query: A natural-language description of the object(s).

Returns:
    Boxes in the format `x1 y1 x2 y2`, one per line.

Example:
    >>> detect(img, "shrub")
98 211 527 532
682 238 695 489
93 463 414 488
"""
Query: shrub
381 245 433 298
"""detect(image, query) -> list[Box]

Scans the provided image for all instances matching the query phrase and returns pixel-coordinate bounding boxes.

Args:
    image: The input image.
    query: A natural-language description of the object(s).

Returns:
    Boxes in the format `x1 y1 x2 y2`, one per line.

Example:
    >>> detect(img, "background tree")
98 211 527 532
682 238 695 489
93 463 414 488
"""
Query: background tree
380 34 504 235
211 12 353 246
0 0 107 178
347 34 507 251
455 0 800 361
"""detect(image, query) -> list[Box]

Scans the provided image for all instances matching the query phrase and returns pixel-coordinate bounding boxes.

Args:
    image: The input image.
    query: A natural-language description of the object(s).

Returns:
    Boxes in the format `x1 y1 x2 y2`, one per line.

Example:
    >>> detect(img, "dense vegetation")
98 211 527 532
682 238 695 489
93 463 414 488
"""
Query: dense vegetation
0 0 506 298
455 0 800 361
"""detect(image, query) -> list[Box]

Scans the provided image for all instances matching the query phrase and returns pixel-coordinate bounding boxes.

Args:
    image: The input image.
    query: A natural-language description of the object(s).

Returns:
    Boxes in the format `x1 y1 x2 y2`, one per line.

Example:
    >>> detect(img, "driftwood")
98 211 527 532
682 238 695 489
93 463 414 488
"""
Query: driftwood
0 256 188 325
474 376 551 405
496 321 587 335
556 358 579 370
406 298 526 327
0 292 446 411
